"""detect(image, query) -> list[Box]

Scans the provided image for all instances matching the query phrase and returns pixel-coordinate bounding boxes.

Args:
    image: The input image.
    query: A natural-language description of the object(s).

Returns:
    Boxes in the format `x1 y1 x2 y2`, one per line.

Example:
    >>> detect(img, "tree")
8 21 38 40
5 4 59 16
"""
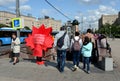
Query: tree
97 23 120 38
9 21 12 27
98 23 111 36
24 26 31 30
0 24 9 28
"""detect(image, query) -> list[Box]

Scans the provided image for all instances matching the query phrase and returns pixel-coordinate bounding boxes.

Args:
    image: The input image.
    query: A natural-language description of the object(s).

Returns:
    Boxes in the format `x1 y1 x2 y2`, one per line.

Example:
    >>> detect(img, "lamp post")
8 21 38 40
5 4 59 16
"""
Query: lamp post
16 0 20 38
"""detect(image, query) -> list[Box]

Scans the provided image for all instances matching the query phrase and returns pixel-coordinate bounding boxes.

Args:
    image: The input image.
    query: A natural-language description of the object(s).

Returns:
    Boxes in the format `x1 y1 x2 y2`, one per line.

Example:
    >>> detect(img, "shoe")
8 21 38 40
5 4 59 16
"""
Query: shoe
13 63 16 65
56 65 60 69
72 65 78 71
73 68 77 71
74 65 77 68
59 68 64 73
76 66 79 69
60 70 64 73
87 71 90 74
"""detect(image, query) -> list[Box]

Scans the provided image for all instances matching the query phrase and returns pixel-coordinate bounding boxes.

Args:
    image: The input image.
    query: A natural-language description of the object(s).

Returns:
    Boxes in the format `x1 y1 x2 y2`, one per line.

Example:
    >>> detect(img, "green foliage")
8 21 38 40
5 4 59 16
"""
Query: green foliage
97 23 120 38
0 24 9 28
24 26 31 30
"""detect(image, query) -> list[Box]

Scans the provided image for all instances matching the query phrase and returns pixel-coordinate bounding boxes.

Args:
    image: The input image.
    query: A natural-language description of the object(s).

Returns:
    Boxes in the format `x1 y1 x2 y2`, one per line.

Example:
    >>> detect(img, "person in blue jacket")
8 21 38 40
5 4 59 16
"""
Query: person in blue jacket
82 36 93 74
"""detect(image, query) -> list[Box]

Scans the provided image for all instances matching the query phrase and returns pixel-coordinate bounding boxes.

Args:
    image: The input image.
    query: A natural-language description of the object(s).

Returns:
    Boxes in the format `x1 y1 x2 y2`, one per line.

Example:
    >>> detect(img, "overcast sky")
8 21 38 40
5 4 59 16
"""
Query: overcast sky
0 0 120 31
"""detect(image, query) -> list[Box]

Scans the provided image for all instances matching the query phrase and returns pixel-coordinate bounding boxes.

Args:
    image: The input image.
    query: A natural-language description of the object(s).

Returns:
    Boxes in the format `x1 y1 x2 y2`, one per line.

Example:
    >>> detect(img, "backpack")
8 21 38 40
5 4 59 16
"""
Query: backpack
57 32 66 48
72 37 81 51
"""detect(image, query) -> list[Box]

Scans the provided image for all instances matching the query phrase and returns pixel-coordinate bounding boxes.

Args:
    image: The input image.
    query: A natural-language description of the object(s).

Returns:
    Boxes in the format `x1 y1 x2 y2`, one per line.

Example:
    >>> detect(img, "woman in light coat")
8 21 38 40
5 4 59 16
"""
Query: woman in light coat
11 34 20 65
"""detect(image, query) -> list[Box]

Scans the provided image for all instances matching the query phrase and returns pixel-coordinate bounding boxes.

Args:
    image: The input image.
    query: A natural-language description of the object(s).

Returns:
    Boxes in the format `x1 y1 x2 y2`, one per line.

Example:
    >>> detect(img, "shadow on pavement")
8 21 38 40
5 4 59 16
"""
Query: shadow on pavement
23 58 36 63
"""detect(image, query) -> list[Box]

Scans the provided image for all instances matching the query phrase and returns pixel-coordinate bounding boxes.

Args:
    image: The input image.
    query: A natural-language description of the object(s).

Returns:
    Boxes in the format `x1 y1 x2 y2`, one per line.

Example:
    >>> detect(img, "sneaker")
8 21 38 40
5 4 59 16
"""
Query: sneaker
87 71 90 74
13 63 16 65
74 65 77 68
56 65 60 69
72 65 78 71
72 68 77 71
76 66 79 69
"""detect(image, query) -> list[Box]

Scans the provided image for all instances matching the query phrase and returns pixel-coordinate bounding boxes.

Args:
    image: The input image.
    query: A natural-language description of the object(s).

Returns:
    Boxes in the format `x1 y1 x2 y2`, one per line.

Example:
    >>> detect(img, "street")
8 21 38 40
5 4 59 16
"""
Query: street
0 45 11 52
0 44 25 54
0 0 120 80
0 58 120 81
0 38 120 81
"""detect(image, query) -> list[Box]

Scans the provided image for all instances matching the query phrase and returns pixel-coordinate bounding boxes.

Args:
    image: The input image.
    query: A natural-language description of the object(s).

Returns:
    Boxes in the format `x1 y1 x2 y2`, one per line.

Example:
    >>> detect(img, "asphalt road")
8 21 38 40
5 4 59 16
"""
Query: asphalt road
0 44 25 55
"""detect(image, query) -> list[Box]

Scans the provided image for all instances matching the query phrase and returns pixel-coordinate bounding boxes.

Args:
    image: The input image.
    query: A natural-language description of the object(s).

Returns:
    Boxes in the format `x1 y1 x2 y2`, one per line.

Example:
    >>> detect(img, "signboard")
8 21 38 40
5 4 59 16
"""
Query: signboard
12 18 22 29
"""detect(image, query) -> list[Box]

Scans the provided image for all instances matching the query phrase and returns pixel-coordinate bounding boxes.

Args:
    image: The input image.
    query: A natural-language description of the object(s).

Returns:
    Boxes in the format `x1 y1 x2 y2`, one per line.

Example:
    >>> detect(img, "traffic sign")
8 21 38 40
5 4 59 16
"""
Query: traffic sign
12 18 22 29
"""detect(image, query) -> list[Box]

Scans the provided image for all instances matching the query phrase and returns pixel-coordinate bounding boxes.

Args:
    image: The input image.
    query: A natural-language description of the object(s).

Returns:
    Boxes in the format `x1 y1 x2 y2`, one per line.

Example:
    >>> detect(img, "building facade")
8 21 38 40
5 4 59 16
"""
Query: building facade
0 11 38 29
114 12 120 25
99 12 120 28
38 17 61 32
0 11 61 31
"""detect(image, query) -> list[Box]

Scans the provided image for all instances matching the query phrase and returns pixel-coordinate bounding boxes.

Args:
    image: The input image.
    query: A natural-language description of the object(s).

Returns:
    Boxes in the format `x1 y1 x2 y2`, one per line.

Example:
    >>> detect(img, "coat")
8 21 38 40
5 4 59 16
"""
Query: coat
11 38 20 53
81 42 92 57
54 31 70 50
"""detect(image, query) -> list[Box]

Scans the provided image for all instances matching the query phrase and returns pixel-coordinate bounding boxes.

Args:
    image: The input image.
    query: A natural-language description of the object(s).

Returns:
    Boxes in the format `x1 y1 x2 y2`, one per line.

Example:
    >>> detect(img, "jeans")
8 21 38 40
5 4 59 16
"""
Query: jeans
57 50 66 72
83 57 90 71
73 51 80 66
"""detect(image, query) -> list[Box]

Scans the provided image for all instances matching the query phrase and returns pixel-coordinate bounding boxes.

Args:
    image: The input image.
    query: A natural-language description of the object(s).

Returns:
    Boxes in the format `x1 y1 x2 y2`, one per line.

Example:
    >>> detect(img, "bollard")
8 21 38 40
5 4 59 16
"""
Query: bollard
101 57 113 71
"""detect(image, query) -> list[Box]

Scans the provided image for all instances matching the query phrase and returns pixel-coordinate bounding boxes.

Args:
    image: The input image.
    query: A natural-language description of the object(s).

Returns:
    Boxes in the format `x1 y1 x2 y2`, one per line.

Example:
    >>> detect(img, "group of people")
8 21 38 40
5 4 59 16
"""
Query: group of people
53 28 96 74
9 28 111 74
53 28 112 73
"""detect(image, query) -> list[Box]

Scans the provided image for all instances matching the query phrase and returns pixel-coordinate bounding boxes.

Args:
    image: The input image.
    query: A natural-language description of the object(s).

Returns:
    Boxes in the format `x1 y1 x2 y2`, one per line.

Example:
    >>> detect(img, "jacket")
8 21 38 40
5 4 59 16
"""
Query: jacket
11 37 20 53
54 31 70 50
81 42 92 57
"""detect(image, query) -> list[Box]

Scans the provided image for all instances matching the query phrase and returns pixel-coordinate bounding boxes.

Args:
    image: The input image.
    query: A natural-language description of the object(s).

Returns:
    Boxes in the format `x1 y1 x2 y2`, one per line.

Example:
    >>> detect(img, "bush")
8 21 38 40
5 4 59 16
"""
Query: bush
0 24 9 28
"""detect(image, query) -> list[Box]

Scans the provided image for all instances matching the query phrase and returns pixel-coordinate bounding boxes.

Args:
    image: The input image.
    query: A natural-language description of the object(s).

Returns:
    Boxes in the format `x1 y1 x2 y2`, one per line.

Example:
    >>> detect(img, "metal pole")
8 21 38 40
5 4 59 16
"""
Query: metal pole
81 16 83 33
16 0 20 38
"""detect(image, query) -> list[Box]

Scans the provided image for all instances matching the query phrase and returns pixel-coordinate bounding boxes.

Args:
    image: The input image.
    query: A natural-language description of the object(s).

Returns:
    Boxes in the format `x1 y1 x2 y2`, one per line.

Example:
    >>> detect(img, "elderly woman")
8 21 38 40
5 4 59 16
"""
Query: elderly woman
11 34 20 65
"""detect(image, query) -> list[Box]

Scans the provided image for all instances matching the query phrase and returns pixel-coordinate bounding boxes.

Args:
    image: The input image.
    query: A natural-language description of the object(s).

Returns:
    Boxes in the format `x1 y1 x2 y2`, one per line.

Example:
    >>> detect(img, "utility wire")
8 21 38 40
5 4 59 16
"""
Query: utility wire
45 0 72 20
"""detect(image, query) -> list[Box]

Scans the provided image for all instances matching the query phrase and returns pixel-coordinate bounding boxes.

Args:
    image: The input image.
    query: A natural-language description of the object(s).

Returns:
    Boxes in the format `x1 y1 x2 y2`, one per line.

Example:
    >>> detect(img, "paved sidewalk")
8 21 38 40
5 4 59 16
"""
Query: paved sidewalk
0 58 120 81
107 38 120 69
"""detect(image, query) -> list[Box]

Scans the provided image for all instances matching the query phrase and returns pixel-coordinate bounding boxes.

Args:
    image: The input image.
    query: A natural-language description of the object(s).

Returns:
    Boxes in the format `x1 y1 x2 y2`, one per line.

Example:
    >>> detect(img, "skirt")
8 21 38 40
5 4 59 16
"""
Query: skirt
13 53 20 57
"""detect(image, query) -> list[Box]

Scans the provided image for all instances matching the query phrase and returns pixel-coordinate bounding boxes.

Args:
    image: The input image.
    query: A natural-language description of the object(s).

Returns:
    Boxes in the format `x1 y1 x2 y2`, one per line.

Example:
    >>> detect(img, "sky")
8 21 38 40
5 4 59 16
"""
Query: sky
0 0 120 31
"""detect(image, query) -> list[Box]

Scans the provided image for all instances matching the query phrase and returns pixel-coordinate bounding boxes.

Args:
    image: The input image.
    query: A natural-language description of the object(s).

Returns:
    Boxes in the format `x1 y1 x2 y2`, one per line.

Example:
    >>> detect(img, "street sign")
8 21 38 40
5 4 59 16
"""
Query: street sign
12 18 22 29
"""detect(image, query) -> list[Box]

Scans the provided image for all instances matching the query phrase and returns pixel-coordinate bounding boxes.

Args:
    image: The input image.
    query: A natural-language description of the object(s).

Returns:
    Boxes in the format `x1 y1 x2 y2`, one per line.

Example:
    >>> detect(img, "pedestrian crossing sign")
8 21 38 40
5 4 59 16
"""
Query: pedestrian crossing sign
12 18 22 29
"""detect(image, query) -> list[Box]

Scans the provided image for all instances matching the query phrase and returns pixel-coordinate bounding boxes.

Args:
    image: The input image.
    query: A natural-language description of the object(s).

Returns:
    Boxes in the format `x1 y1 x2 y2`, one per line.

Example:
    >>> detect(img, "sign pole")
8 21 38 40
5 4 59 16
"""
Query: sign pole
16 0 20 38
